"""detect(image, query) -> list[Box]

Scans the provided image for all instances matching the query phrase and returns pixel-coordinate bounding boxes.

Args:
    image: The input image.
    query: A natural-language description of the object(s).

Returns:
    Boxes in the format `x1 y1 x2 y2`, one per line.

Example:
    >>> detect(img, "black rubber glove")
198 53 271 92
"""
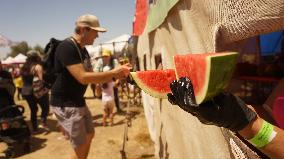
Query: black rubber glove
127 75 137 85
167 77 257 132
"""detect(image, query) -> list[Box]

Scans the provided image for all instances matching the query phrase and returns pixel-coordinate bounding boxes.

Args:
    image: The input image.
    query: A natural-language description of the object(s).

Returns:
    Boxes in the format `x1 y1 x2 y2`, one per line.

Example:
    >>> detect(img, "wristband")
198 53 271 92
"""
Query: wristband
249 120 277 148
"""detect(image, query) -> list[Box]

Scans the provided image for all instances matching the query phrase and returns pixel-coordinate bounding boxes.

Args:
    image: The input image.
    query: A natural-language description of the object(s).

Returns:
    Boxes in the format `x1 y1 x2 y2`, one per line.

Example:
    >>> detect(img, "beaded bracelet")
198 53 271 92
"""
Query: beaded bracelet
249 120 277 148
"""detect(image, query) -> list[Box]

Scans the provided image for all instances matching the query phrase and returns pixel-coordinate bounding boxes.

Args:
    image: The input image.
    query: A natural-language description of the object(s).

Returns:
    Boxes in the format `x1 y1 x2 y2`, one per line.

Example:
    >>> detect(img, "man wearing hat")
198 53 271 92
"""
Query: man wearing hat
50 14 131 159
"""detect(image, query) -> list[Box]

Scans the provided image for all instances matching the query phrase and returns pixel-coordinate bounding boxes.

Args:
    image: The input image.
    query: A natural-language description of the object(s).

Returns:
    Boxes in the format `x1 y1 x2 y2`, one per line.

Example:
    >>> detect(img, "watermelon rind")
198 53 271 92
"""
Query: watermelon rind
174 52 238 104
201 52 238 104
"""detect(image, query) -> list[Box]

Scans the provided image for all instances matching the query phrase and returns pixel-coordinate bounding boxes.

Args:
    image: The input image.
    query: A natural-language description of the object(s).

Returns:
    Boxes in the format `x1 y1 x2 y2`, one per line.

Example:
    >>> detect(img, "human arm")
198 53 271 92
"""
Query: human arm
56 41 131 85
238 116 284 159
167 77 284 158
66 63 131 85
34 64 44 80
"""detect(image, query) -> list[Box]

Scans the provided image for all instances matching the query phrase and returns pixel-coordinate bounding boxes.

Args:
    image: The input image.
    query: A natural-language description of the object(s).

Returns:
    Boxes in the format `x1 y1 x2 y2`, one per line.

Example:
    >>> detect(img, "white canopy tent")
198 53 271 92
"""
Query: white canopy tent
86 45 101 58
1 56 14 65
87 34 131 58
1 53 27 65
13 53 27 64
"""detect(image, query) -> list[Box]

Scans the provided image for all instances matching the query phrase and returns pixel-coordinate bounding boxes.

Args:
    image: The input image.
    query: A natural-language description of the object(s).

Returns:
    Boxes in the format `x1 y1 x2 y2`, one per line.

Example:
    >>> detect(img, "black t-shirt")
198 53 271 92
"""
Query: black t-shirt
50 39 92 107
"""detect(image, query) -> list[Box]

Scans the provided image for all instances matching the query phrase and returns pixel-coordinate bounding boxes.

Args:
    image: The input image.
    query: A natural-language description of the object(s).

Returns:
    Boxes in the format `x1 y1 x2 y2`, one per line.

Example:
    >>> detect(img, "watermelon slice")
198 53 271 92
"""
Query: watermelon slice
130 52 238 103
174 52 238 104
130 69 176 98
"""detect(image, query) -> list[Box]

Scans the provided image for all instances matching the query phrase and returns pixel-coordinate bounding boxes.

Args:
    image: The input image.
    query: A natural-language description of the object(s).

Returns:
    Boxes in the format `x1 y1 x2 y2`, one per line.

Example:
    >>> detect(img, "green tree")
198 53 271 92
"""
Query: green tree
33 44 44 55
9 41 31 57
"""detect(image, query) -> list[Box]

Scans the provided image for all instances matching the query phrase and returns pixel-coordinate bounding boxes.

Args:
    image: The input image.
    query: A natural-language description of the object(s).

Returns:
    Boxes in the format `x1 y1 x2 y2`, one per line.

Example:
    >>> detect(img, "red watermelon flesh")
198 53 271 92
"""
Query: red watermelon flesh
130 69 176 98
174 54 207 96
174 52 238 104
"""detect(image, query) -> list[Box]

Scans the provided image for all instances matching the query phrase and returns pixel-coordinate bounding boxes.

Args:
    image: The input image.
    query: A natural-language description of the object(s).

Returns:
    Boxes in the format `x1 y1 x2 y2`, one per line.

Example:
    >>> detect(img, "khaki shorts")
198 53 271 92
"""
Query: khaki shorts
51 105 94 148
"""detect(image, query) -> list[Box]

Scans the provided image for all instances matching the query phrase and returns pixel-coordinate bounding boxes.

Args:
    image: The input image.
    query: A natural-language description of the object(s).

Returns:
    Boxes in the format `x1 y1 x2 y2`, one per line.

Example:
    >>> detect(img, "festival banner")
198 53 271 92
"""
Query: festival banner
146 0 179 33
132 0 148 36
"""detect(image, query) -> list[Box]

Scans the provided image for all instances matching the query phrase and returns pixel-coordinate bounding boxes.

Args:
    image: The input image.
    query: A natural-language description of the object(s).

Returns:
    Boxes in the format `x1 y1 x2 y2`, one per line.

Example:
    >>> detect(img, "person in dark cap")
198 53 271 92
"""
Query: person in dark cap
50 14 131 159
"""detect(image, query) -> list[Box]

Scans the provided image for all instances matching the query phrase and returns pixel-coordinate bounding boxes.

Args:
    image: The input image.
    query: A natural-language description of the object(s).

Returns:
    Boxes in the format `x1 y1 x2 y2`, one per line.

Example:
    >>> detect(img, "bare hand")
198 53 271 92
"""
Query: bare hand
113 63 132 79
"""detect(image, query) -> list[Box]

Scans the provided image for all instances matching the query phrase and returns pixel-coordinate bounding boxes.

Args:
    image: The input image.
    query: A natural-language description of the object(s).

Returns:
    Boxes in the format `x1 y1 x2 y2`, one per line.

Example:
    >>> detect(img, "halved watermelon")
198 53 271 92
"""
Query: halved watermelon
130 69 176 98
174 52 238 104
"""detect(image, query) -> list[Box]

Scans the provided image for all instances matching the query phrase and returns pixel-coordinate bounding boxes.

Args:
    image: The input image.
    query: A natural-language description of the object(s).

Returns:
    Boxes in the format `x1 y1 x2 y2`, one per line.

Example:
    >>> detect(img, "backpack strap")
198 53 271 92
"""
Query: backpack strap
68 37 93 72
69 37 83 63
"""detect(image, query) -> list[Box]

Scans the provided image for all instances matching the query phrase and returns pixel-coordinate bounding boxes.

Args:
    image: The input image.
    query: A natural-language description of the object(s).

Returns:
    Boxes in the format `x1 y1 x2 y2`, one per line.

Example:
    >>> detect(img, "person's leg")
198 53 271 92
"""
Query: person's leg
103 109 107 127
73 132 94 159
18 88 22 100
109 109 114 126
74 106 95 159
103 104 110 127
52 106 94 159
85 132 94 158
109 100 115 126
83 106 95 159
24 95 38 131
73 143 90 159
113 87 121 112
55 107 89 159
102 101 108 126
17 87 21 100
37 94 50 126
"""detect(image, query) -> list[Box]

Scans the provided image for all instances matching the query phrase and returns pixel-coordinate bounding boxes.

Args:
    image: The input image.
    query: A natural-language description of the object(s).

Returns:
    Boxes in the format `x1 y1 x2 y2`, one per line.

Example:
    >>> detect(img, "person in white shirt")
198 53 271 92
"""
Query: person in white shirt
101 66 115 126
94 49 122 112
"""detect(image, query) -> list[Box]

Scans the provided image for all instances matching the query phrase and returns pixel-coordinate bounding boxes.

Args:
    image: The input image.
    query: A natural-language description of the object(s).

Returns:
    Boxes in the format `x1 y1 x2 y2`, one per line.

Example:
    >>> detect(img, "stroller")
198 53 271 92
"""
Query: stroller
0 104 31 158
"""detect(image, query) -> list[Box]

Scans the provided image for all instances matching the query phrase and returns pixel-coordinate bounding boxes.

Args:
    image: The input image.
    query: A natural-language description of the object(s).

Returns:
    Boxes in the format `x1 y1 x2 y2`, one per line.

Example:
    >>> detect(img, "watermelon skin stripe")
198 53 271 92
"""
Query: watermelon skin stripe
201 53 238 103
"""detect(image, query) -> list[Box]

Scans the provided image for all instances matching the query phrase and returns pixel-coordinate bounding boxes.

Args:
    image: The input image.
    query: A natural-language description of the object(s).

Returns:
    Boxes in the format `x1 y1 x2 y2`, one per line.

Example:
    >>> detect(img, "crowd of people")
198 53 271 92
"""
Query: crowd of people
1 51 51 133
0 14 131 159
0 13 284 159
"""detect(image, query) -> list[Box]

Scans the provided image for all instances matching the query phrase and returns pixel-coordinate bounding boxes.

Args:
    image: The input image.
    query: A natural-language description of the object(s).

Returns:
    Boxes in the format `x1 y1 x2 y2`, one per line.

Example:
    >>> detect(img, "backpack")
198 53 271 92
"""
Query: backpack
42 38 62 88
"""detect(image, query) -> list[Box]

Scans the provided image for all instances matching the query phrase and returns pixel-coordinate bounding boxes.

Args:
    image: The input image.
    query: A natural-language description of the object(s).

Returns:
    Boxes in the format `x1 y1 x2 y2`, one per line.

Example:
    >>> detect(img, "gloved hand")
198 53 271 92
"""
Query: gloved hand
167 77 257 132
126 75 136 85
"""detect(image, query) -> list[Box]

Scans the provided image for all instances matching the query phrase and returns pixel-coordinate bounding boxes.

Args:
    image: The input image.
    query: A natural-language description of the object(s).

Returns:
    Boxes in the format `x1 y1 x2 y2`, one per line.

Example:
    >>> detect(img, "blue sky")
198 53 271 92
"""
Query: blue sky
0 0 135 59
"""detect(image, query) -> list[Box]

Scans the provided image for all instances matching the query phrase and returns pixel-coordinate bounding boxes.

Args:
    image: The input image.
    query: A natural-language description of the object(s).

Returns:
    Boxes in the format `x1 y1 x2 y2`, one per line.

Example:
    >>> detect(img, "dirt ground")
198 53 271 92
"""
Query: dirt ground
0 86 155 159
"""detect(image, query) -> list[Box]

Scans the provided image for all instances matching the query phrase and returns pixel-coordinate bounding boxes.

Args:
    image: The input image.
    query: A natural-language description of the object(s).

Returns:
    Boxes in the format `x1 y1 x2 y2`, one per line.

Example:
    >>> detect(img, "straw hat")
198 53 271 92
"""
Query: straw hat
101 49 112 57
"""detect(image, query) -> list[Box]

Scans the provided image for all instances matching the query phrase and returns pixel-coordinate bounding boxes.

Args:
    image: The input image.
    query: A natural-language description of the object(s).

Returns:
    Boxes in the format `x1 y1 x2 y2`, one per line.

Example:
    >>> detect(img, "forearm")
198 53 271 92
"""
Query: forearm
67 64 116 85
35 64 43 80
38 71 43 80
67 63 130 85
238 116 284 159
81 71 116 84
